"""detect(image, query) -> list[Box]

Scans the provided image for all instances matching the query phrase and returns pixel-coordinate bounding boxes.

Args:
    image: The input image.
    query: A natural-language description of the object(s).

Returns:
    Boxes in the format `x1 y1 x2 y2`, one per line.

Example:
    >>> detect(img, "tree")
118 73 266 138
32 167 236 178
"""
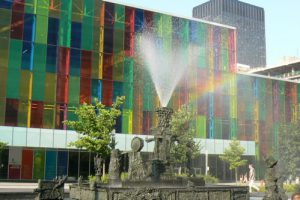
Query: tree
0 141 6 152
64 96 125 177
219 139 247 183
170 104 201 177
278 121 300 179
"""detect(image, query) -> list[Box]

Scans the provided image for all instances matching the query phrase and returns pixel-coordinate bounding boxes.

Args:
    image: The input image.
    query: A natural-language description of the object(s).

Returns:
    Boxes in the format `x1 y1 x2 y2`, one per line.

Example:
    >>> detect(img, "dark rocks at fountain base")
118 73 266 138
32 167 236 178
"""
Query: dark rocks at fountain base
69 184 249 200
263 156 288 200
34 176 67 200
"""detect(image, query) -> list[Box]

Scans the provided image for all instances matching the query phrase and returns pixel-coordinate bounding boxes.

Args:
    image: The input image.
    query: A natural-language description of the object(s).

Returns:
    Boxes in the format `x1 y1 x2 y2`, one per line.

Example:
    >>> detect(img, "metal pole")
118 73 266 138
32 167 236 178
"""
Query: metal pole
205 149 208 175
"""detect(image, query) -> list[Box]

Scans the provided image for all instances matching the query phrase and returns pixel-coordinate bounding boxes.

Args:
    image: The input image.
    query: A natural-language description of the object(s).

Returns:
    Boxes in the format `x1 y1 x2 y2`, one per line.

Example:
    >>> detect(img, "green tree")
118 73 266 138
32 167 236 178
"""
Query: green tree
0 141 6 151
64 96 125 177
170 105 201 177
278 121 300 179
219 139 247 183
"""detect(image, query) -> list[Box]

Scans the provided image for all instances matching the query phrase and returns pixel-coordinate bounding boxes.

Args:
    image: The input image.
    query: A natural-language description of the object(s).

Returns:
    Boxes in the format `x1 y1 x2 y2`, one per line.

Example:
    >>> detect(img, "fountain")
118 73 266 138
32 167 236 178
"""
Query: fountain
69 33 249 200
70 106 249 200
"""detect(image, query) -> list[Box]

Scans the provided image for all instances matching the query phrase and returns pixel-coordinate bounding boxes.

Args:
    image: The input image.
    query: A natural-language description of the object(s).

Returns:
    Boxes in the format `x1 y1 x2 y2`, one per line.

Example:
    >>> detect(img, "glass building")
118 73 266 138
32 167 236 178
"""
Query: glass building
0 0 298 180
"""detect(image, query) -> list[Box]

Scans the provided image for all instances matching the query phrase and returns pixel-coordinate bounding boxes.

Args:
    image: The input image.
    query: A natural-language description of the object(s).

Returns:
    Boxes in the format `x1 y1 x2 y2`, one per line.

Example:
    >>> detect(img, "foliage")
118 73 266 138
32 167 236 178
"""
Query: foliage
278 121 300 179
0 141 7 152
121 172 128 181
198 174 219 184
64 96 125 159
170 104 201 164
259 184 300 193
88 174 109 183
219 139 247 182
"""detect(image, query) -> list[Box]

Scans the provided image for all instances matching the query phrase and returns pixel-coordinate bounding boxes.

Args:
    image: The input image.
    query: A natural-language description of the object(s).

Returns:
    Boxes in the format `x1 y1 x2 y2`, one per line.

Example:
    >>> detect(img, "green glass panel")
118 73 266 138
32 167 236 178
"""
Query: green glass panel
36 0 49 16
197 115 206 138
33 43 47 72
18 100 30 127
59 0 72 47
0 98 5 125
19 70 32 101
114 5 124 30
35 15 49 44
72 1 83 22
214 118 222 139
0 37 10 68
6 69 20 99
0 8 11 38
33 150 45 179
81 16 94 50
8 39 23 70
32 72 46 101
44 73 57 103
230 118 237 139
25 0 36 14
68 76 80 106
43 104 55 128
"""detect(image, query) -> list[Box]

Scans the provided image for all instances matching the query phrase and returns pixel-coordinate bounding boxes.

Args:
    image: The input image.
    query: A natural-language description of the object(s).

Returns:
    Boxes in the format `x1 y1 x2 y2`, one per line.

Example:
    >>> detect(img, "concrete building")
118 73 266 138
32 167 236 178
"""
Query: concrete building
193 0 266 68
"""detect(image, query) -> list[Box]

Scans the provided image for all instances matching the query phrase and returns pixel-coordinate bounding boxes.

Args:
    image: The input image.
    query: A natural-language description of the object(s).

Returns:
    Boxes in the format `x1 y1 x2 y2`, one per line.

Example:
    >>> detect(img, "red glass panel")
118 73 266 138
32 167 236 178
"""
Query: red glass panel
55 104 67 129
12 0 25 13
144 11 154 29
125 7 135 56
102 80 113 106
21 149 33 179
56 47 70 104
81 50 92 78
142 111 152 135
103 53 113 80
10 11 24 40
5 99 19 126
30 101 44 128
80 78 91 104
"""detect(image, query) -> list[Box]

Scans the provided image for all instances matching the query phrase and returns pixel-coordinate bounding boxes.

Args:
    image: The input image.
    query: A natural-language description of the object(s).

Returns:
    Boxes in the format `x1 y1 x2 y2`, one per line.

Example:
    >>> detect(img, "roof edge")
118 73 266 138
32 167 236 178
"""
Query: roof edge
104 0 236 30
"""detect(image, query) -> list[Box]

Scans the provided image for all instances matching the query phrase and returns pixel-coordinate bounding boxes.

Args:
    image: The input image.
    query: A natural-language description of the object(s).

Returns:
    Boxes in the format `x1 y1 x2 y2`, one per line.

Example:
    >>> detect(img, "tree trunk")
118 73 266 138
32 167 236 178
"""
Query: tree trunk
235 168 238 184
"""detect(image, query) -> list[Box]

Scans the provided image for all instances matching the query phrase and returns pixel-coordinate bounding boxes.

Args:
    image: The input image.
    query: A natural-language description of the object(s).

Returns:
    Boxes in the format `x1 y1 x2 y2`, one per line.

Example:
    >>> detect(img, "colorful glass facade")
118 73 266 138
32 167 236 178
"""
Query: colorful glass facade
0 0 299 179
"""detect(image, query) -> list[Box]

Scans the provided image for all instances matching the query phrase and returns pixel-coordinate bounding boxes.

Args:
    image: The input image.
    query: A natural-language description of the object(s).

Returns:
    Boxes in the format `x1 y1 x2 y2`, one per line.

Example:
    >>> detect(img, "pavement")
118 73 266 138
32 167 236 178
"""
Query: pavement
0 182 70 193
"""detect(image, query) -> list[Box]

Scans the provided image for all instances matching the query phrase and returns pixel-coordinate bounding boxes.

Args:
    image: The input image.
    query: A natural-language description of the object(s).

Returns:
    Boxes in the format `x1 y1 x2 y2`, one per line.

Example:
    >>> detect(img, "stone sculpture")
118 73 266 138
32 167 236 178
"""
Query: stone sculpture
128 137 146 181
263 156 288 200
34 176 67 200
109 149 121 184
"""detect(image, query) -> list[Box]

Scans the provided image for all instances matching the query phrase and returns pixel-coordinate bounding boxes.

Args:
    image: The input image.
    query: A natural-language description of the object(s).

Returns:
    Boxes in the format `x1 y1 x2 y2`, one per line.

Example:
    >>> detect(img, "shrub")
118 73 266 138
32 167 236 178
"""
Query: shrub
198 174 219 184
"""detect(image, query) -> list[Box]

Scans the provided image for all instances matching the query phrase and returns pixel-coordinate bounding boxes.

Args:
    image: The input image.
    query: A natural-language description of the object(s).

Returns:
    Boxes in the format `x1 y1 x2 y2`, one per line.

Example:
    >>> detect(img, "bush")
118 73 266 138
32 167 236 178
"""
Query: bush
198 174 219 184
121 172 128 181
259 183 300 193
88 174 109 183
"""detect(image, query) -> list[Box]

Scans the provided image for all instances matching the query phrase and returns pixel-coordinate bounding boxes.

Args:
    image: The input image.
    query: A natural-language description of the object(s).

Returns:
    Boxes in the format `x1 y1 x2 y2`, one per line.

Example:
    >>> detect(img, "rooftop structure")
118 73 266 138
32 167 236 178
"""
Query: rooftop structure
193 0 266 68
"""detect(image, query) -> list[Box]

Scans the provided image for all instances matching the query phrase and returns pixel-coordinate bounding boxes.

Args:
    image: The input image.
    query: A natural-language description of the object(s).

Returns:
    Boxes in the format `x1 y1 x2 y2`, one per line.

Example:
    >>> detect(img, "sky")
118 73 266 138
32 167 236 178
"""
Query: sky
111 0 300 67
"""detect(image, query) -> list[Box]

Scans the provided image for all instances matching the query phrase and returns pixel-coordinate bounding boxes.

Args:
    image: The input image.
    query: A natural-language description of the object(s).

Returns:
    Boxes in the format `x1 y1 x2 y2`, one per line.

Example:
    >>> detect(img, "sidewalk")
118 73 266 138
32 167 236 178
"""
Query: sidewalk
0 182 70 193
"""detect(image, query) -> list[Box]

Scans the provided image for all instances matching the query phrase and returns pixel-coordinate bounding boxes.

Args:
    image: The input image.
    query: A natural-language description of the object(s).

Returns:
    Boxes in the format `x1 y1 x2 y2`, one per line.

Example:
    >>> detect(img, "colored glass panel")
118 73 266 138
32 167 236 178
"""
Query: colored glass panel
33 150 45 179
21 149 33 179
57 151 68 176
45 150 57 180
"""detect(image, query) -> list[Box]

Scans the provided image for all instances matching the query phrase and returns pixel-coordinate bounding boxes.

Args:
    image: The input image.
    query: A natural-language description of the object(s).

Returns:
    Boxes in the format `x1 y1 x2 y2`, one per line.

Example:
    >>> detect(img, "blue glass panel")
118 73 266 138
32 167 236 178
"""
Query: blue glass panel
70 49 81 76
0 0 12 9
23 13 36 42
45 150 57 180
21 41 34 70
46 45 57 73
92 79 102 101
47 17 59 45
71 22 81 49
135 9 144 32
113 81 123 101
57 151 68 176
189 21 198 43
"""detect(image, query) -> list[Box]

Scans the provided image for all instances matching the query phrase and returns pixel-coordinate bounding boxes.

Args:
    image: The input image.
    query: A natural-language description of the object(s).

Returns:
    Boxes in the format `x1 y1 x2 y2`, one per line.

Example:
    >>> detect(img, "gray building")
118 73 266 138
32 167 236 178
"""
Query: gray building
193 0 266 68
